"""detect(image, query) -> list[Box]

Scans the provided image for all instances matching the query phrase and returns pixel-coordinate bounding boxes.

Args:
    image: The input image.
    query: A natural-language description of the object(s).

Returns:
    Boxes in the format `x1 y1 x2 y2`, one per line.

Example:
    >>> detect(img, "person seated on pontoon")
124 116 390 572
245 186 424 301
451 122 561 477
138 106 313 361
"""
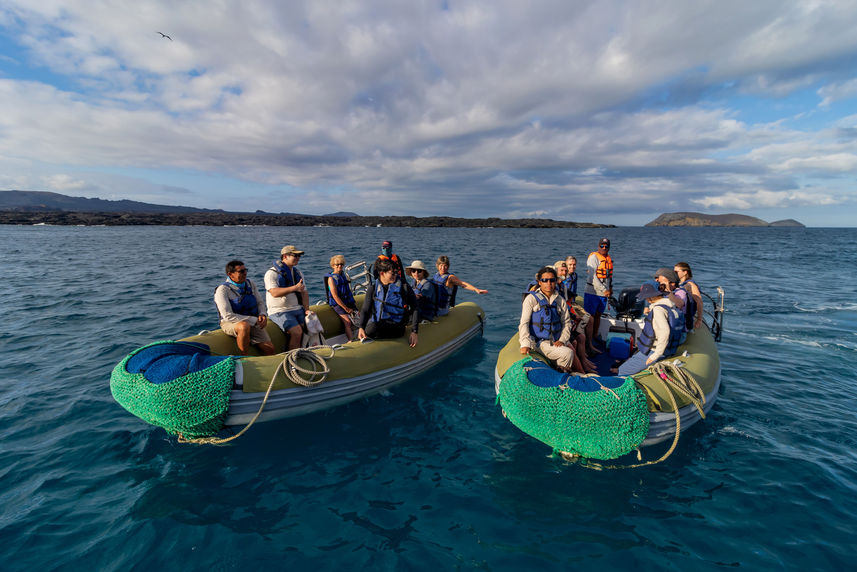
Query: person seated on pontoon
325 254 359 341
214 260 276 356
554 260 598 373
674 262 704 331
406 260 438 322
433 255 487 316
614 281 684 376
518 266 575 373
653 267 688 344
358 259 420 347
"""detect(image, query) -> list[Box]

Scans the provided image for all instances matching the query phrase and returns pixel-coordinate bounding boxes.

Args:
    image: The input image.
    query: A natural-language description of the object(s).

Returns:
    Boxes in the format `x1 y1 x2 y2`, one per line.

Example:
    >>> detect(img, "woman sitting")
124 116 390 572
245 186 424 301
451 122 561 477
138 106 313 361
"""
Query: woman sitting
324 255 359 341
433 255 488 316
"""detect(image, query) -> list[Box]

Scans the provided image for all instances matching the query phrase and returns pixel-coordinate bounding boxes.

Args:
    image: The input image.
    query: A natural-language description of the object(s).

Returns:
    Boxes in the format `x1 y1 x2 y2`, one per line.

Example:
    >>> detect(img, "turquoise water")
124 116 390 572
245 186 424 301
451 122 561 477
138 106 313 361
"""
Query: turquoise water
2 224 855 569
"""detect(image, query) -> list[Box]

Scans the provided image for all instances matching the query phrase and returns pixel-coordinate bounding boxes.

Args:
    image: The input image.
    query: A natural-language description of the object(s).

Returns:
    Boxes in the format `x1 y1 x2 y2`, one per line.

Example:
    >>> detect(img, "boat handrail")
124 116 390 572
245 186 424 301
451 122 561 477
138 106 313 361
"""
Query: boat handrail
700 286 726 342
345 260 372 294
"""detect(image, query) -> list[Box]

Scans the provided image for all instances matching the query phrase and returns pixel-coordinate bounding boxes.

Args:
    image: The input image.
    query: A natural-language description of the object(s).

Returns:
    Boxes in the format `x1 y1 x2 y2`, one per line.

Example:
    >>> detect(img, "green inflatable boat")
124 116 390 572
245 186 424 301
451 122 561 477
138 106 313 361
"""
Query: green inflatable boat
111 295 485 439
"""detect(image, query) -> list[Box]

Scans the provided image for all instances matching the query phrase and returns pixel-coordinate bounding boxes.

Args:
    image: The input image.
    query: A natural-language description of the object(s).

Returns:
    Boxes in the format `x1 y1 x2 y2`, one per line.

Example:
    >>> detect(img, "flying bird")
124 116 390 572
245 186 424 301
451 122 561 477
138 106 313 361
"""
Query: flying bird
156 31 172 41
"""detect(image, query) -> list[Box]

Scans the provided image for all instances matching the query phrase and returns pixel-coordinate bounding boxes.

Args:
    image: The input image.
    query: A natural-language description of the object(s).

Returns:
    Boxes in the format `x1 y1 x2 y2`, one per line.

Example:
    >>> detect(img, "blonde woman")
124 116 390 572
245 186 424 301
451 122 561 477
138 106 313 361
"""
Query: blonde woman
324 255 359 340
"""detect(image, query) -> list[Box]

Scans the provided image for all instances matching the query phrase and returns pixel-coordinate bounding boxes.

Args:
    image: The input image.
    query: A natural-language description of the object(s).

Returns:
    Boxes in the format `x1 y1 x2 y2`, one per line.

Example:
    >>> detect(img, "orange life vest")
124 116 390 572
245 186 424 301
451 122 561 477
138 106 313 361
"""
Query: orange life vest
589 251 613 280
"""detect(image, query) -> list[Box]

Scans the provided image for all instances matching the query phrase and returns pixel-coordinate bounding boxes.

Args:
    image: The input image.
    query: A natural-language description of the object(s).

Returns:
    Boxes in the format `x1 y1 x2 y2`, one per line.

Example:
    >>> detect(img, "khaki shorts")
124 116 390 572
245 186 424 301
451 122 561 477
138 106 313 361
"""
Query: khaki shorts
220 320 272 344
570 303 590 335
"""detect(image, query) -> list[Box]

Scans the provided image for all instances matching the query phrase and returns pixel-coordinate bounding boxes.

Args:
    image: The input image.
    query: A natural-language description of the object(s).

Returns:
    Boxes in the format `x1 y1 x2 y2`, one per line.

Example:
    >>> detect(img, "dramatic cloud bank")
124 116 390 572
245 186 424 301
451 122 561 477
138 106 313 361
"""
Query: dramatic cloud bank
1 0 856 225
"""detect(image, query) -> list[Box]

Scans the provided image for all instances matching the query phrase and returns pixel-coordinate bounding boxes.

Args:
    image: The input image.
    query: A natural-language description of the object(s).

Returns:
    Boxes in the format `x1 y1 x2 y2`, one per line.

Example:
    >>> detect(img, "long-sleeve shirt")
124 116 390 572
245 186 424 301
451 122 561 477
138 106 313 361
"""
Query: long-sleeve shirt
518 291 573 349
214 279 267 325
646 297 675 362
359 279 421 332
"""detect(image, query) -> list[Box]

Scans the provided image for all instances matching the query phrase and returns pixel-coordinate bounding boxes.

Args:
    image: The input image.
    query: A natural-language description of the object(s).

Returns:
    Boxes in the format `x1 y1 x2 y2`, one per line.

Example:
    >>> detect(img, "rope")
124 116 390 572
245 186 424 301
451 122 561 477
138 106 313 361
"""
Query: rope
178 345 336 445
570 359 705 470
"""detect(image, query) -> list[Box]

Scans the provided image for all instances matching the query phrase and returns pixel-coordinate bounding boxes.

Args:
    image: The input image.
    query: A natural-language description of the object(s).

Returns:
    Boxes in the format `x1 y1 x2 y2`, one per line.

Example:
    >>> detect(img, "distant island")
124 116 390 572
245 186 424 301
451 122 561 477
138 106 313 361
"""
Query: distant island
646 212 805 227
0 190 612 228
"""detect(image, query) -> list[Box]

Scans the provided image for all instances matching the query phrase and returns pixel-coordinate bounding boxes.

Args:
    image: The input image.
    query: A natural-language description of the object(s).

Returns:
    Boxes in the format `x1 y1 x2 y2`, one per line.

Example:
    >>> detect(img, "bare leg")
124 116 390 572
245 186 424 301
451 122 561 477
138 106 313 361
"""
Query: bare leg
234 321 251 355
338 313 353 340
287 324 303 350
256 341 276 356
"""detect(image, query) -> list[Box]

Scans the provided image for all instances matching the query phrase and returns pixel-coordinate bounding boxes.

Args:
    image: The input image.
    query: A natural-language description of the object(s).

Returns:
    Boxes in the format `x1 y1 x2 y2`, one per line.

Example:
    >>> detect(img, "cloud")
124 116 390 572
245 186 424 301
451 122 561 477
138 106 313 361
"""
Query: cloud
0 0 856 223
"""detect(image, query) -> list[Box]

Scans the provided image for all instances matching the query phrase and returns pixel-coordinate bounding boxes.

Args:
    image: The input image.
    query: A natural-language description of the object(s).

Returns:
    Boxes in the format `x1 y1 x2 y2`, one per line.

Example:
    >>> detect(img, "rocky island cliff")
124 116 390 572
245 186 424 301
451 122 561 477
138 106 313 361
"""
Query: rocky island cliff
646 212 805 227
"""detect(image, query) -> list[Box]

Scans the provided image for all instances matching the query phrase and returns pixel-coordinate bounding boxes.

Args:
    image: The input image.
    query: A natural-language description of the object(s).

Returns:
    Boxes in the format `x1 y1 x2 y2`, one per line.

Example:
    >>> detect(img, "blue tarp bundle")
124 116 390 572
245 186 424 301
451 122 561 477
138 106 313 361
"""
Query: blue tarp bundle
126 341 230 384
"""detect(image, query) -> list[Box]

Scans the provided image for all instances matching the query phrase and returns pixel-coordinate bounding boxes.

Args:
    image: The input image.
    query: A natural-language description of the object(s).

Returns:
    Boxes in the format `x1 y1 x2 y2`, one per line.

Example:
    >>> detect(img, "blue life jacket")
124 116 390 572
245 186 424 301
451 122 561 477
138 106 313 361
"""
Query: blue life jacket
679 279 698 331
566 272 578 299
414 278 438 321
271 259 302 288
636 302 684 357
373 279 407 323
324 272 355 309
528 291 564 343
217 280 258 318
433 272 458 309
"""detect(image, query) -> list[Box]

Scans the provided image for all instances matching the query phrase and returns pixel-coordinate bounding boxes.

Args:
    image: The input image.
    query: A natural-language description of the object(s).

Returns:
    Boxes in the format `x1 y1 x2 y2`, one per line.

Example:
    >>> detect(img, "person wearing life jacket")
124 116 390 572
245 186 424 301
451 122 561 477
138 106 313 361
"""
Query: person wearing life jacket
653 267 688 344
518 266 575 372
584 238 614 342
433 255 488 316
616 281 684 376
565 255 600 356
325 254 359 341
264 245 309 351
405 260 438 322
372 240 406 281
358 258 420 347
674 262 704 331
214 259 276 356
554 260 598 372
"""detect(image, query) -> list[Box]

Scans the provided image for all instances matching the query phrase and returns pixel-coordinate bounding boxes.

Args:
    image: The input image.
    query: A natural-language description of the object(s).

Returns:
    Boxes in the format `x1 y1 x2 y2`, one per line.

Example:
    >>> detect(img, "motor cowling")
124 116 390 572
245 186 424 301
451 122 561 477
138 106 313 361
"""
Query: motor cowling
614 286 644 319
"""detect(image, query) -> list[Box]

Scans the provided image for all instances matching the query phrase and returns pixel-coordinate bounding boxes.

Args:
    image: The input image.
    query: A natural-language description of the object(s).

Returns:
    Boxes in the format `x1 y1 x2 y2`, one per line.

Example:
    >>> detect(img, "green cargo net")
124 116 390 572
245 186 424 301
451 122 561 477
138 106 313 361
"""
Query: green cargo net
498 358 650 460
110 341 236 439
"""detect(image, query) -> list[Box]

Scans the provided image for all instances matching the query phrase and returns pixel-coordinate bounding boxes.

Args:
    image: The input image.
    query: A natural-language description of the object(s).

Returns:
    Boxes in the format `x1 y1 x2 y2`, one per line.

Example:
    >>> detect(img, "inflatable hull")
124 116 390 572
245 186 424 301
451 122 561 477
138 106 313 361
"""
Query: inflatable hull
111 297 485 435
494 315 720 451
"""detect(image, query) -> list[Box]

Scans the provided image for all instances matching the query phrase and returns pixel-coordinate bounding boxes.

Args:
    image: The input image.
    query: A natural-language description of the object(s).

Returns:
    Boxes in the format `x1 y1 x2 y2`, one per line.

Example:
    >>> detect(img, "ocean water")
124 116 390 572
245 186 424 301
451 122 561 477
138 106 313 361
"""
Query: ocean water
1 224 855 570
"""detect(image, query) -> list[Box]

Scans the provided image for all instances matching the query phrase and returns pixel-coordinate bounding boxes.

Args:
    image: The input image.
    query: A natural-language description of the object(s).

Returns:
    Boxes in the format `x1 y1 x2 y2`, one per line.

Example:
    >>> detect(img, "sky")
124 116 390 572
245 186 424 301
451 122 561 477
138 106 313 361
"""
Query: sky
1 1 857 226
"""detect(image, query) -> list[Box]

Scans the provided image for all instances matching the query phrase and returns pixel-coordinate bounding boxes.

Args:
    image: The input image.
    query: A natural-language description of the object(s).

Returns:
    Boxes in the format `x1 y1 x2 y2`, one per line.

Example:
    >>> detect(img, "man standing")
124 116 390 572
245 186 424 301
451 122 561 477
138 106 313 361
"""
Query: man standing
214 260 276 356
616 281 683 376
372 240 406 281
584 238 613 341
265 245 310 351
359 259 420 347
518 266 574 372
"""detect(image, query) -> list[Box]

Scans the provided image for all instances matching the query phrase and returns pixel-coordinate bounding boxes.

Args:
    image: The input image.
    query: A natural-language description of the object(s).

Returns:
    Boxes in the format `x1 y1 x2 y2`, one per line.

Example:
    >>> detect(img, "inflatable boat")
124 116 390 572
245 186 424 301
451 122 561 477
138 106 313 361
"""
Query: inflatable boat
494 287 724 462
111 295 485 439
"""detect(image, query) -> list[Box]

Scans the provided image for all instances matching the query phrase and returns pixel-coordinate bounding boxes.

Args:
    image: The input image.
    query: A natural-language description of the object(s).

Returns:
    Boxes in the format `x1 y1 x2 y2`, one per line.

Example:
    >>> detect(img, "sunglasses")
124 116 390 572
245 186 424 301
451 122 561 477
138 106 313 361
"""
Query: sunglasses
539 277 557 283
233 269 248 274
600 244 609 248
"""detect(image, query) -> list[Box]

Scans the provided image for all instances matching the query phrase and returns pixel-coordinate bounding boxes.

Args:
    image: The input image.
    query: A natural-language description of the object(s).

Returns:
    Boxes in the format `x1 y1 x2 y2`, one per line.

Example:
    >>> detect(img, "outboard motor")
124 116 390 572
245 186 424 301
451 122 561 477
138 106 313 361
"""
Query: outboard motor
614 286 644 319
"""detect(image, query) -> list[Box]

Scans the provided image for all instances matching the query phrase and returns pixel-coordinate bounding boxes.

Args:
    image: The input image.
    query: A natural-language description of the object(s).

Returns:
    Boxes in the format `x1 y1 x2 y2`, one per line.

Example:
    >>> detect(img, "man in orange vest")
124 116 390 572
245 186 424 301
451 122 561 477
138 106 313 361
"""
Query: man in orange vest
373 240 406 281
584 238 613 342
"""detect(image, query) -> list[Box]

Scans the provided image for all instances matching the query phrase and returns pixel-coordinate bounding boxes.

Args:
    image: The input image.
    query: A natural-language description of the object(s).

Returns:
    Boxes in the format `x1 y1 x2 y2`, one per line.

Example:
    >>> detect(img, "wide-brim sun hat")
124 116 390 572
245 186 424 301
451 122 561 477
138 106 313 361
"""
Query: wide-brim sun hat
405 260 428 272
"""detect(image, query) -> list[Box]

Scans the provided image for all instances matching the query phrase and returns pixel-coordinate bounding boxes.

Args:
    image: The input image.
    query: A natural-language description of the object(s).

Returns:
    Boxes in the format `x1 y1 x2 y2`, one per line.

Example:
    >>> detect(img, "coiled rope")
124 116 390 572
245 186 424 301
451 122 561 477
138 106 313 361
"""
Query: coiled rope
178 345 337 445
572 358 706 470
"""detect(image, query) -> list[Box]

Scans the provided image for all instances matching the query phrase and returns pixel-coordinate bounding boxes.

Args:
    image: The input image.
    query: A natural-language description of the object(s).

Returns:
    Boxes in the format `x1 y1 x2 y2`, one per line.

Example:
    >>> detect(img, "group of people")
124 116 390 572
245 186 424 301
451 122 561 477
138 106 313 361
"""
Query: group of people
518 238 704 376
213 240 488 354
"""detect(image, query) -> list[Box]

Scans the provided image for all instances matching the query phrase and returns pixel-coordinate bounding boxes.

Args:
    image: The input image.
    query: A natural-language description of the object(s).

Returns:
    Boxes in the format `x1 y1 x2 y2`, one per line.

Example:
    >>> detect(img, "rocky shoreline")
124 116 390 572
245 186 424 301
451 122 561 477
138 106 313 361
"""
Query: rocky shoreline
0 210 612 228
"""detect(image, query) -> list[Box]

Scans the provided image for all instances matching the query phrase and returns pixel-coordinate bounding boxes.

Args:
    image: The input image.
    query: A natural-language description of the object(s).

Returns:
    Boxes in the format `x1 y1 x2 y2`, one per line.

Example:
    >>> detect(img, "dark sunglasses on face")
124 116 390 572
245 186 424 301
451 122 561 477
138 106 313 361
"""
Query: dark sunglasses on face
539 277 557 283
233 269 248 274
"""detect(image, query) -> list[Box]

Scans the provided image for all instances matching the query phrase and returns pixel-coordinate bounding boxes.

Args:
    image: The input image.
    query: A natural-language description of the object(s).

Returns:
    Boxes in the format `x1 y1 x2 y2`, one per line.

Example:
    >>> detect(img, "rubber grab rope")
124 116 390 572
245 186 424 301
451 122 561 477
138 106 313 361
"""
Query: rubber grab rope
569 358 706 470
178 345 336 445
